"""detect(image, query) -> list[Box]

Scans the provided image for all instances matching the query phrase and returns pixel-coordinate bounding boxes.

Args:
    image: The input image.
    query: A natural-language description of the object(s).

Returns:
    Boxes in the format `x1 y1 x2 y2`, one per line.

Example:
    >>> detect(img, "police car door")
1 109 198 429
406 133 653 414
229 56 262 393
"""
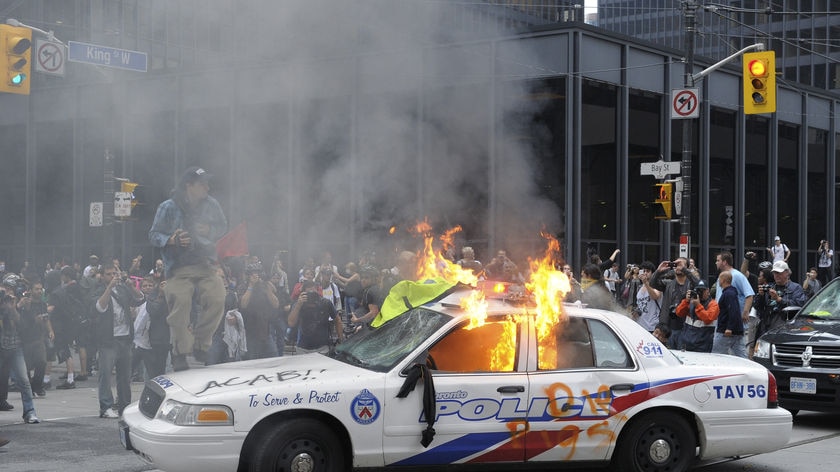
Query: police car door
382 315 529 466
526 316 638 463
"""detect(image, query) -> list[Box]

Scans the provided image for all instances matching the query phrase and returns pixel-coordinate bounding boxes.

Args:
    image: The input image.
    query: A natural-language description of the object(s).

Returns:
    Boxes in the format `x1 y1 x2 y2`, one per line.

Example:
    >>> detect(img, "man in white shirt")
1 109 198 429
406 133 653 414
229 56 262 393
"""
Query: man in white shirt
766 236 790 263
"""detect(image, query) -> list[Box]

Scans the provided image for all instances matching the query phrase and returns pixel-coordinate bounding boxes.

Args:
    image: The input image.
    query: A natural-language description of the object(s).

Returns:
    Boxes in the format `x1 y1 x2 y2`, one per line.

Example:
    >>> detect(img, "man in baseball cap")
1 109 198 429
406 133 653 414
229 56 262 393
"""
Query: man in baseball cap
148 166 227 371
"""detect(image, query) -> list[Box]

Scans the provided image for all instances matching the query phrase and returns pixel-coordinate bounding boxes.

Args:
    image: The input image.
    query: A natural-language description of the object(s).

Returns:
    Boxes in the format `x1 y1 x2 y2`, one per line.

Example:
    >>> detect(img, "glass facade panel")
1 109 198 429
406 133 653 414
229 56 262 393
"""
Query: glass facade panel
627 90 662 250
709 109 737 247
581 80 618 248
33 121 74 254
745 117 770 251
807 128 828 268
0 125 27 263
778 123 801 267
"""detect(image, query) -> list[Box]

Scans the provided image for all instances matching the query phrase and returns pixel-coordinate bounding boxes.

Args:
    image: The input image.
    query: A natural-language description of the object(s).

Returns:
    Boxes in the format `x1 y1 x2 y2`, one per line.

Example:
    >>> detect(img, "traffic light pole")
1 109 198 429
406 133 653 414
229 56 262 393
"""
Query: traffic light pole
680 0 764 259
680 1 697 259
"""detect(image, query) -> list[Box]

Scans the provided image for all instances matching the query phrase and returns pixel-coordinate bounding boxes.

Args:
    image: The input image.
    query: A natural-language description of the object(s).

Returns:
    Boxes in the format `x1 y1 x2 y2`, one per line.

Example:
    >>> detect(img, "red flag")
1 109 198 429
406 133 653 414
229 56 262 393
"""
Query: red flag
216 222 249 260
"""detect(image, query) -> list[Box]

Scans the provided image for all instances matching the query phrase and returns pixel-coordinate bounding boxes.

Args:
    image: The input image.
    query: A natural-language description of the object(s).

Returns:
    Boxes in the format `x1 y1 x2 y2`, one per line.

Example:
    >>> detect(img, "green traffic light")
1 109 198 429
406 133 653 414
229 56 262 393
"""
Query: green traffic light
11 72 26 85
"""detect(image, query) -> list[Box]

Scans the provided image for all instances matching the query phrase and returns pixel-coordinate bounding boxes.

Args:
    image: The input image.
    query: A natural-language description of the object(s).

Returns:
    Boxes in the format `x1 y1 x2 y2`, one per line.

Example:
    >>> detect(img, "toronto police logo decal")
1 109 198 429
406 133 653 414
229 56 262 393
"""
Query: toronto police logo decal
350 389 380 425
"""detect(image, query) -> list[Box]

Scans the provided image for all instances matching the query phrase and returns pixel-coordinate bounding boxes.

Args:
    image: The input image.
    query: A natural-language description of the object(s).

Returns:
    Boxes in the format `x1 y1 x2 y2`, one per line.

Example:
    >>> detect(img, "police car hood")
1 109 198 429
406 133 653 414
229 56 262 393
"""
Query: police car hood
161 353 368 397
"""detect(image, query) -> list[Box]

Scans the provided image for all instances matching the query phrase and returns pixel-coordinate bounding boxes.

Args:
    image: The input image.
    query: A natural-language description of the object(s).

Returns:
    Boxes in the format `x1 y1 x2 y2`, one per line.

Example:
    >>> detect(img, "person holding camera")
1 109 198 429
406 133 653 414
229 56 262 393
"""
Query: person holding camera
92 262 145 418
817 239 834 286
287 280 344 354
675 280 719 352
651 258 699 350
0 274 41 423
753 261 807 333
240 262 280 360
16 281 52 397
802 267 821 299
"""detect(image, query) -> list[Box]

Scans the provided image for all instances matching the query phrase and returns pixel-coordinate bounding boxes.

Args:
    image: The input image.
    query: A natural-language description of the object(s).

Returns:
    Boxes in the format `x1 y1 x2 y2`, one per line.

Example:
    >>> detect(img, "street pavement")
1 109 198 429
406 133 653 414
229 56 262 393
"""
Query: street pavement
0 359 169 472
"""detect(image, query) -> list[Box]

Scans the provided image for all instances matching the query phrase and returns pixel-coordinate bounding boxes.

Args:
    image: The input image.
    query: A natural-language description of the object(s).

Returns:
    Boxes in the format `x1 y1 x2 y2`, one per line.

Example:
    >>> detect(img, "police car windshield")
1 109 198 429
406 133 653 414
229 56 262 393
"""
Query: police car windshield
334 308 451 372
797 278 840 320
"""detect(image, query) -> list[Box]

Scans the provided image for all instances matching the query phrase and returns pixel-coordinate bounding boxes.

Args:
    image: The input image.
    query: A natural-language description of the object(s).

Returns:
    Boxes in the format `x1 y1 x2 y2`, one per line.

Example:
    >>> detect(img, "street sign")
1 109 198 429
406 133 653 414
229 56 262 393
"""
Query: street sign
671 88 699 119
640 160 680 179
89 202 103 227
67 41 147 72
114 192 131 217
679 234 689 259
34 39 65 77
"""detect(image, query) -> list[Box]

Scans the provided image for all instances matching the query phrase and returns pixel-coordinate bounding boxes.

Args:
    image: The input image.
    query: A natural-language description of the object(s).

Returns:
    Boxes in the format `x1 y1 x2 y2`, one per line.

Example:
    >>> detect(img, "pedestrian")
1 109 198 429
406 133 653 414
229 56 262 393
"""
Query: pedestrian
711 271 747 358
676 280 718 352
766 236 790 263
0 273 41 424
287 280 344 354
802 267 821 299
817 239 834 286
651 257 699 350
630 261 661 332
92 262 145 418
148 166 227 371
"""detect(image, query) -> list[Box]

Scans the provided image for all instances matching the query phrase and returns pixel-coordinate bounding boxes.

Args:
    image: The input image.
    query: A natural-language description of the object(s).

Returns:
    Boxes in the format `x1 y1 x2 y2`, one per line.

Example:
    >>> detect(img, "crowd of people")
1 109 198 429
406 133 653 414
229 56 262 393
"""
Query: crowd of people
563 237 827 360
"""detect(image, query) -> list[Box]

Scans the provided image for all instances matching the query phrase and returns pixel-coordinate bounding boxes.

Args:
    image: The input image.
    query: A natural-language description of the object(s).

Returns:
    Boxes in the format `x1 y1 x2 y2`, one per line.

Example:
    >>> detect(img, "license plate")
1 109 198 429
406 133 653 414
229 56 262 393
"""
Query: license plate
790 376 817 394
119 423 132 450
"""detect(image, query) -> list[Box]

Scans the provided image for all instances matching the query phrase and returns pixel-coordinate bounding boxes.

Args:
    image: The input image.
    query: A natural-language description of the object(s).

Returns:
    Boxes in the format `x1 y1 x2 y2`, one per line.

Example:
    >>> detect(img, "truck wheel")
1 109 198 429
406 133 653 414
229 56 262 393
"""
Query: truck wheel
250 418 346 472
613 412 696 472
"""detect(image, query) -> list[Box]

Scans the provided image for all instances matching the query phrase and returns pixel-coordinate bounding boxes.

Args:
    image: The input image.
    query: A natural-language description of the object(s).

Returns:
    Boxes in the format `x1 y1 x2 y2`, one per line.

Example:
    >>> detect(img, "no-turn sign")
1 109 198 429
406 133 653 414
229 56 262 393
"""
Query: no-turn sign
34 39 66 77
671 88 699 119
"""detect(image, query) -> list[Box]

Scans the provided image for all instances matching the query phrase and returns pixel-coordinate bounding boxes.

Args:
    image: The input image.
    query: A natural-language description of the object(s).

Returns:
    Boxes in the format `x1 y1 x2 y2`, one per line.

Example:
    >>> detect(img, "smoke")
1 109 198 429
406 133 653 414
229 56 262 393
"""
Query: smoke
133 1 562 268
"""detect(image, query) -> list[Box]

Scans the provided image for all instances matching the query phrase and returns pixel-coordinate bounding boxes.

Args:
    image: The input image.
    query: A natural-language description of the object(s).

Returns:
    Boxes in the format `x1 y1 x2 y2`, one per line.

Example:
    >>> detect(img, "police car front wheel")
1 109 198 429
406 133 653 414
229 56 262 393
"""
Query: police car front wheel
249 418 346 472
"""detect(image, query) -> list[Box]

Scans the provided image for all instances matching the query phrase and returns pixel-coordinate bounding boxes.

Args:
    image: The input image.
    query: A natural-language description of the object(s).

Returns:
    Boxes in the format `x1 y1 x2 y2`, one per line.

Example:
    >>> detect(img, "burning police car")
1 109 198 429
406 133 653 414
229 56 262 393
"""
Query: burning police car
120 285 791 472
754 276 840 415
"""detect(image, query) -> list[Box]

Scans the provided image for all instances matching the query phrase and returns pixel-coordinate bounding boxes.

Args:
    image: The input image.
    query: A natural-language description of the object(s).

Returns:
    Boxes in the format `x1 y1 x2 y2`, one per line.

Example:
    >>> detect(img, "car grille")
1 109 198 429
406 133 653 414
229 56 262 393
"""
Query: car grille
773 344 840 369
138 383 165 419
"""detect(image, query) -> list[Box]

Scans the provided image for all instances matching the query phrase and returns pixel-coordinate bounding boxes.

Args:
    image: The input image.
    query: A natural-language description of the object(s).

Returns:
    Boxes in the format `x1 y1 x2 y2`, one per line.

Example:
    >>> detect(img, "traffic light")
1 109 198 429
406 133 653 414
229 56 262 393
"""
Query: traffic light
0 24 32 95
654 182 673 220
120 181 139 207
743 51 776 115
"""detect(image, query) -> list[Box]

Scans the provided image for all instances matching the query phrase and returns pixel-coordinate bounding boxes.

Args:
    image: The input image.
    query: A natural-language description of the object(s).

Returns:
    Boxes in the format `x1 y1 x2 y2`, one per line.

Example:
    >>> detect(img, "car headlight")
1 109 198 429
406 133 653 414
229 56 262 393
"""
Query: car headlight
753 338 771 359
157 399 233 426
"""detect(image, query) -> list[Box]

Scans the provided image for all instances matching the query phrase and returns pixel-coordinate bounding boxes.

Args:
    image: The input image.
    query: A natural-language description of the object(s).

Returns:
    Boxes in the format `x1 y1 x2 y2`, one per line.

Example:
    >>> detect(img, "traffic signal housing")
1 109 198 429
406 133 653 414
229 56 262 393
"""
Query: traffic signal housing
0 24 32 95
743 51 776 115
654 182 673 220
120 181 139 208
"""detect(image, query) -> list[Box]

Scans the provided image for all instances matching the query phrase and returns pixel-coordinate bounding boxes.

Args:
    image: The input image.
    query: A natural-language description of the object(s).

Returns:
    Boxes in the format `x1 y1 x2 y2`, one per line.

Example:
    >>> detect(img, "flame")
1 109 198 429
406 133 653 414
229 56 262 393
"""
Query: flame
409 222 568 372
414 220 478 286
389 226 396 235
526 232 571 370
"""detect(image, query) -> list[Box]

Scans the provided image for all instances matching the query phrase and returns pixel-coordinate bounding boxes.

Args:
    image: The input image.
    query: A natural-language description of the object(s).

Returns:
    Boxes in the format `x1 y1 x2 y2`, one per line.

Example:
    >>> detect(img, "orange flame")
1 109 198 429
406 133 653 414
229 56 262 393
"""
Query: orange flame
414 220 478 286
389 226 396 235
526 232 570 370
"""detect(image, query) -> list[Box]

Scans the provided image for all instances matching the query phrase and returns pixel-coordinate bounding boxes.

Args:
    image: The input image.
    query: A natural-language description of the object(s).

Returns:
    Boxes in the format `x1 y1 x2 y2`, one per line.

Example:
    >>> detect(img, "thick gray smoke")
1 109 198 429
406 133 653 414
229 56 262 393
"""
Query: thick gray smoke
152 1 562 267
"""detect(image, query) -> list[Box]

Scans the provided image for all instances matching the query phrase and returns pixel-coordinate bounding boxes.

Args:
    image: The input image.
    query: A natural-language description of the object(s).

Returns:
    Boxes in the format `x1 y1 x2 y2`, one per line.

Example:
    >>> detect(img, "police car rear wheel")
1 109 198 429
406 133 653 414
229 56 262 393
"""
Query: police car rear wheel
250 418 345 472
613 412 695 472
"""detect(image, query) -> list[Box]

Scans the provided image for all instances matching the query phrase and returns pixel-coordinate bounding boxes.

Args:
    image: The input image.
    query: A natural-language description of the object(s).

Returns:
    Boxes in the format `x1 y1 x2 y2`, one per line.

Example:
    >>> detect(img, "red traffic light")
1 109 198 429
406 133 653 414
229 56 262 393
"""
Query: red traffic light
748 59 767 77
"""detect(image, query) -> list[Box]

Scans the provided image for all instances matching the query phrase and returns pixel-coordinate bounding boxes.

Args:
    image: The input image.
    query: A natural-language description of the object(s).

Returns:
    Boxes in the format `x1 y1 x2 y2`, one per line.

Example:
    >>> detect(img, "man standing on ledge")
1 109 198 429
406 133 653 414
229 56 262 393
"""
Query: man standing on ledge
149 167 227 371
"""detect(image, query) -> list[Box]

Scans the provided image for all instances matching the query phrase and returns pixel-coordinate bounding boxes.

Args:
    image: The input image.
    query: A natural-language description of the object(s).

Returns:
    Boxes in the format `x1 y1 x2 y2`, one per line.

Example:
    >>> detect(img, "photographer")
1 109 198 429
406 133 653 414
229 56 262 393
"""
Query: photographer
817 239 834 286
92 263 145 418
0 274 41 423
16 281 52 397
240 261 280 360
651 258 699 350
675 280 718 352
753 261 807 333
288 280 344 354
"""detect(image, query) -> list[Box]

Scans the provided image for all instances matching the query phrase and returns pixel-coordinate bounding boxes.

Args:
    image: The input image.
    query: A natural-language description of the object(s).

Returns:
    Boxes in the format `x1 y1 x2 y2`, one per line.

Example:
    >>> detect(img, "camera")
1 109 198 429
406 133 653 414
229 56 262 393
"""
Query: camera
688 290 697 299
668 261 677 269
759 284 773 292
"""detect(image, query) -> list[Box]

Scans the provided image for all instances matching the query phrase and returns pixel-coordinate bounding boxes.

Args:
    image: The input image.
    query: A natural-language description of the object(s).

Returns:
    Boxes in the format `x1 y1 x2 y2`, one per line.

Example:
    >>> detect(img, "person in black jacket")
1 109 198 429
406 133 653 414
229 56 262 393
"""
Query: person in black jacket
133 276 170 379
92 263 144 418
